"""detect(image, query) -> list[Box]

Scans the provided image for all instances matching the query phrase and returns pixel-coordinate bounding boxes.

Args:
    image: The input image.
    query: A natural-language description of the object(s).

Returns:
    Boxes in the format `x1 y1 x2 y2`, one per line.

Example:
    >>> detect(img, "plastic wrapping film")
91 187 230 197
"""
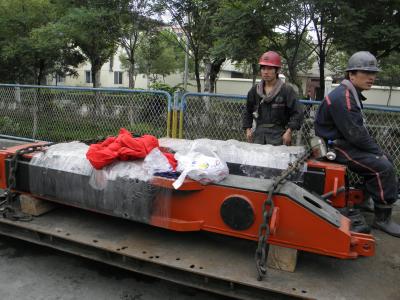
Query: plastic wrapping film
160 138 306 179
28 142 172 224
26 139 305 225
30 142 93 175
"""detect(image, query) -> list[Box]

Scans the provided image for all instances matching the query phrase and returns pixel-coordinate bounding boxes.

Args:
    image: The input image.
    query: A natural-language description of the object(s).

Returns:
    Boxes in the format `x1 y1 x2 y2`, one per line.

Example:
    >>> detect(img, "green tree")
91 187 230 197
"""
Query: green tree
377 52 400 106
136 30 182 85
325 47 347 79
58 1 123 87
59 8 119 88
157 0 221 92
197 1 224 93
305 0 339 100
30 23 84 83
267 1 315 93
0 0 83 84
118 0 161 88
215 0 315 93
333 0 400 58
214 0 277 85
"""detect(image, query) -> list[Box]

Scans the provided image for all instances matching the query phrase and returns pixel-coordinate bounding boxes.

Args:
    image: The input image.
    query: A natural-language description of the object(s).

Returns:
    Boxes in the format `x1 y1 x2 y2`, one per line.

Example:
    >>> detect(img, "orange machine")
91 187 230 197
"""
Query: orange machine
0 143 374 261
303 160 365 208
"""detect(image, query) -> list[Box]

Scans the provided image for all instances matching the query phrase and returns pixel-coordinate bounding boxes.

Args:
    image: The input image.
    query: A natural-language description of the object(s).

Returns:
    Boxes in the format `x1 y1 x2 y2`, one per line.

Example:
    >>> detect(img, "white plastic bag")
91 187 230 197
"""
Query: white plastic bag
172 145 229 189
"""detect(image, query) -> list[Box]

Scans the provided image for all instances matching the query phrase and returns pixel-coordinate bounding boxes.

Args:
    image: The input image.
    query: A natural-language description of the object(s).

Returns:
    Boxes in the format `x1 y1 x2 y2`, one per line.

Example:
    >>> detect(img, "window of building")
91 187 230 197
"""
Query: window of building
85 71 92 84
114 71 123 85
231 71 244 79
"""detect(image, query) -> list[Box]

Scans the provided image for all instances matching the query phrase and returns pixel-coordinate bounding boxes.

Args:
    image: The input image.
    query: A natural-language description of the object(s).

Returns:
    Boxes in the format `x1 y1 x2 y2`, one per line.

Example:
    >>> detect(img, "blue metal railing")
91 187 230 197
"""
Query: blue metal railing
0 84 172 141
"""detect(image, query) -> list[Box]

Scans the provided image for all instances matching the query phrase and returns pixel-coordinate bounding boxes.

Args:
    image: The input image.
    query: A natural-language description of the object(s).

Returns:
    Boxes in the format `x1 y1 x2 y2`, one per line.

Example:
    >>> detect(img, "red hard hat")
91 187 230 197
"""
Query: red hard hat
258 51 282 67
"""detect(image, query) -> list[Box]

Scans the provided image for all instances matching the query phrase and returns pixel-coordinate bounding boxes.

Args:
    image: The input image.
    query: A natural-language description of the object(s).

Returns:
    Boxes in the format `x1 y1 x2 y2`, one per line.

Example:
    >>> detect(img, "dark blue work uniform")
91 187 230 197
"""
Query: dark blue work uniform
314 81 398 205
243 84 303 145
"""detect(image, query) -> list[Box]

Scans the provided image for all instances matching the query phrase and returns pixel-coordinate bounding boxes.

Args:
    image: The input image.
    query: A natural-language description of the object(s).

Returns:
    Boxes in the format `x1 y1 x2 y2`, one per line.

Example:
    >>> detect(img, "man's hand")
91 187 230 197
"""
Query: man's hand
282 128 292 146
246 128 253 143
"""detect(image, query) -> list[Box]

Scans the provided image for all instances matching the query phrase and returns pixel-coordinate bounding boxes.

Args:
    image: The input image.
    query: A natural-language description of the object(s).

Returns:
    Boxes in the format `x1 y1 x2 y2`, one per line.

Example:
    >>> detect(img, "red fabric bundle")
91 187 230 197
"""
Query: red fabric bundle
86 128 176 170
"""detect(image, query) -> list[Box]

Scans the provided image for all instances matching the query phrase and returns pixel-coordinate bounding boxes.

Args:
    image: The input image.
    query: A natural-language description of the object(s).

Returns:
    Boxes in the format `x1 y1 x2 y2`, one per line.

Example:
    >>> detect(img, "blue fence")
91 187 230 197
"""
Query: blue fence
0 84 172 141
1 84 399 175
179 92 400 176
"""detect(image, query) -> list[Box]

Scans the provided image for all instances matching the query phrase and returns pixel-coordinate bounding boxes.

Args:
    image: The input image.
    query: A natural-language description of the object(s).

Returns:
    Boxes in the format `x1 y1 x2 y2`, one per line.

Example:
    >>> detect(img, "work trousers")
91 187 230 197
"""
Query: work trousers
253 127 285 146
334 143 398 206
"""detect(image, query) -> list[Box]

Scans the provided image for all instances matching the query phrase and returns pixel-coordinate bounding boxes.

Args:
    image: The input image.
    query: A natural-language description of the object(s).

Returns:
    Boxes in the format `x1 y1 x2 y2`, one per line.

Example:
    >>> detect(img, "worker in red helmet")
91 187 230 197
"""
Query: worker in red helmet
242 51 303 145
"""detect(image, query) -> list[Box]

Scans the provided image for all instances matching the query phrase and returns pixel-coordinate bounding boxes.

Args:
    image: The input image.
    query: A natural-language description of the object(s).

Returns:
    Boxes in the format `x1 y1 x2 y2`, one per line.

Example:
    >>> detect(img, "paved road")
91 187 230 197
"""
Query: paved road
0 236 231 300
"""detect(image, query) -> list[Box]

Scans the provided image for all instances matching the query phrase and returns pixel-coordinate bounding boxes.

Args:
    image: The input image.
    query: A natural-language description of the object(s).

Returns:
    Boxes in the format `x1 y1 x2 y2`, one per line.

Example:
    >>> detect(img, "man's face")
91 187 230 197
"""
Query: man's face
349 71 377 90
260 65 278 82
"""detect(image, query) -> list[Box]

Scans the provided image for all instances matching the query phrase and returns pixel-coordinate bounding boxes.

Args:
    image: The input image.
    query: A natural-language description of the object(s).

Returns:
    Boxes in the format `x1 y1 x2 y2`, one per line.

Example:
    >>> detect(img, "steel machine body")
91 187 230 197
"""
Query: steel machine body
0 142 375 262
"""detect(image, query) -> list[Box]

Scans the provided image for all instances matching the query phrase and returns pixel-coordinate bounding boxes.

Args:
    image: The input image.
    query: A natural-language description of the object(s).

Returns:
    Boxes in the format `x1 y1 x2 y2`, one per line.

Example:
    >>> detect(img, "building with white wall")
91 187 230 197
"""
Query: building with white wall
47 47 400 106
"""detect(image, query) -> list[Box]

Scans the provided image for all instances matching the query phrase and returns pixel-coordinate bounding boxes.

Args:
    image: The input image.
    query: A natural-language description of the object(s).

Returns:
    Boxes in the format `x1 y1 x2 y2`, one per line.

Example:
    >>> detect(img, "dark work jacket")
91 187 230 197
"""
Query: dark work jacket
314 83 383 155
242 83 303 130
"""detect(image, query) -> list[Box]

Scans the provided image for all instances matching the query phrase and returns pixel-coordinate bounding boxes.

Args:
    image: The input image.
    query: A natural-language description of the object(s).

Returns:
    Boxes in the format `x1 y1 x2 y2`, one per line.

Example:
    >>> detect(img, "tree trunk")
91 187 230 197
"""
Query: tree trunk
91 62 103 118
128 63 135 88
125 46 136 89
204 58 225 93
203 58 211 93
317 52 325 100
36 60 46 85
287 64 303 96
36 72 42 86
209 58 225 94
194 57 201 92
252 63 258 86
91 63 101 88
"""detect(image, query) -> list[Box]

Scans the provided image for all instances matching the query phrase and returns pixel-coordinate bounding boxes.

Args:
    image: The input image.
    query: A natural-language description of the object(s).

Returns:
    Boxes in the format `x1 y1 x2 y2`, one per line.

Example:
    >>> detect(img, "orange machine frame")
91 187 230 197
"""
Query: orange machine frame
305 160 364 208
0 143 375 260
150 176 374 259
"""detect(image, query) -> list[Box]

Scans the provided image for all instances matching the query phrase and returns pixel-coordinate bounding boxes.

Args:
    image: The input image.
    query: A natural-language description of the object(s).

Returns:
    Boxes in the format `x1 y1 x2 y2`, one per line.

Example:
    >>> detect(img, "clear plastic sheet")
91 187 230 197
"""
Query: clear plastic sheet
89 160 153 190
159 138 305 170
143 148 174 174
28 142 166 224
30 141 93 175
29 142 156 189
26 139 305 226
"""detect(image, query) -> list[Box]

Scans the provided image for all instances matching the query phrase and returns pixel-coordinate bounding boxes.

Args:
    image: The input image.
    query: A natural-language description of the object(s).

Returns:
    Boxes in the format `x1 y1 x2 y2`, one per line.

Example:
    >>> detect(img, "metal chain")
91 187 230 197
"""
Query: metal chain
0 143 53 221
255 147 313 281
